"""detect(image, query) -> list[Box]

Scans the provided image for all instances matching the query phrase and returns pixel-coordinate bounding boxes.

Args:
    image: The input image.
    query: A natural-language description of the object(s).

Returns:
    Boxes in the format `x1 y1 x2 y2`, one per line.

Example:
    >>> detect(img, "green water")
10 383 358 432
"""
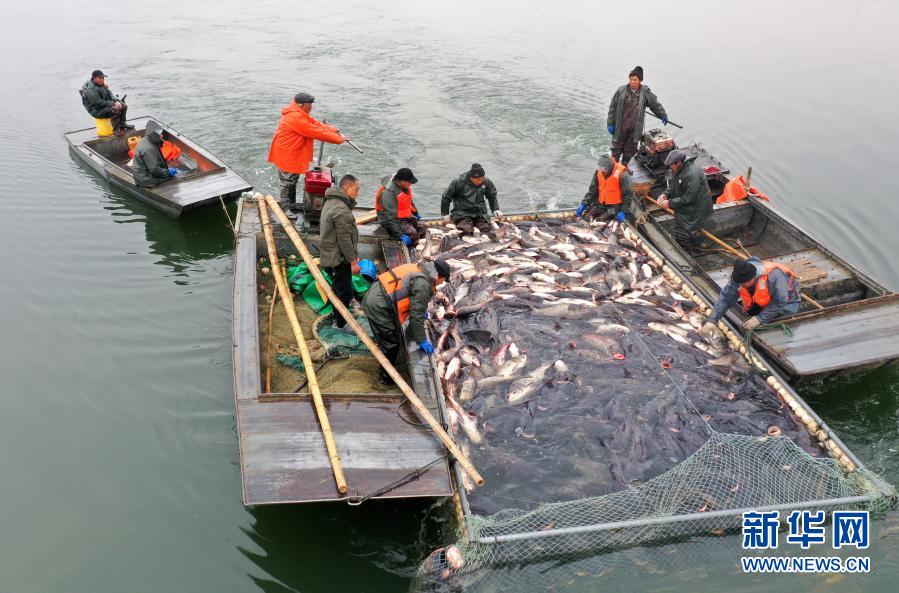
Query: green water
1 0 897 591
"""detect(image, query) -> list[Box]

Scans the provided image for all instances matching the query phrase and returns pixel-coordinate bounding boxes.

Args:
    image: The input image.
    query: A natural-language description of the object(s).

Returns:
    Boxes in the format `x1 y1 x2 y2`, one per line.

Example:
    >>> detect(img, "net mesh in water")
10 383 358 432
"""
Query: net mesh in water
416 430 895 590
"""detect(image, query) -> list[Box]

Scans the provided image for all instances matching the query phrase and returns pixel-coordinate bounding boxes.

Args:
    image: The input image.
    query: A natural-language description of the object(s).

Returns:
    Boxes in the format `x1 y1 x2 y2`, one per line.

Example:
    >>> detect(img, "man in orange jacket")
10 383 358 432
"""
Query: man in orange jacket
267 92 345 215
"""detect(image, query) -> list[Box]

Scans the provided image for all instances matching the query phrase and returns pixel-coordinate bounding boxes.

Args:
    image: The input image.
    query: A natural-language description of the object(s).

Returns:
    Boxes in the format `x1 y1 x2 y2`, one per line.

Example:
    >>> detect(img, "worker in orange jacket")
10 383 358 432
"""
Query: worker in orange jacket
267 92 345 215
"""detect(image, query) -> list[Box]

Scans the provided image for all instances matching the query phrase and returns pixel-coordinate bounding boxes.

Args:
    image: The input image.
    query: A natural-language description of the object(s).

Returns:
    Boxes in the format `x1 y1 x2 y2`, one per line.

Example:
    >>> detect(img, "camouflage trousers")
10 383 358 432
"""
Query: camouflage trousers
453 216 492 236
400 218 427 243
277 169 301 207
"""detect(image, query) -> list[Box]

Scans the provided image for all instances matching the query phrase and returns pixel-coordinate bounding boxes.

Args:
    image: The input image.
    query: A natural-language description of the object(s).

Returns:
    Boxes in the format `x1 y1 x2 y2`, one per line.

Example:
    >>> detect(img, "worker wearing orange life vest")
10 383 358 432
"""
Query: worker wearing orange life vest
576 154 644 223
376 168 426 246
361 258 451 387
702 257 801 335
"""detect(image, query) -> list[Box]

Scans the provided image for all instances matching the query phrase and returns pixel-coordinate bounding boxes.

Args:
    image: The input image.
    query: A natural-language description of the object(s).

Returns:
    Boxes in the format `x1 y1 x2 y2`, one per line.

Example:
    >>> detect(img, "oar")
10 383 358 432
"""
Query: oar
341 136 364 154
644 110 683 129
258 197 348 494
262 194 485 487
642 195 824 310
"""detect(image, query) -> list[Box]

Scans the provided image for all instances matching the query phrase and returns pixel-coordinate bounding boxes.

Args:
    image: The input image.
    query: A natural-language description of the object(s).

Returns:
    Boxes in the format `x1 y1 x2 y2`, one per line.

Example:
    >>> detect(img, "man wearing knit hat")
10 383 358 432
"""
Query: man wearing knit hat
657 149 712 251
440 163 502 236
607 66 668 165
700 257 800 338
575 154 645 222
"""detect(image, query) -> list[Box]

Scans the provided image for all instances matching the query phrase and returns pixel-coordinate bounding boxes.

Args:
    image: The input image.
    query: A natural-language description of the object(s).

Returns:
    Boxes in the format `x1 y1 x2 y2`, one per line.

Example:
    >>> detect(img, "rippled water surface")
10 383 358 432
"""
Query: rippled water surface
1 1 897 591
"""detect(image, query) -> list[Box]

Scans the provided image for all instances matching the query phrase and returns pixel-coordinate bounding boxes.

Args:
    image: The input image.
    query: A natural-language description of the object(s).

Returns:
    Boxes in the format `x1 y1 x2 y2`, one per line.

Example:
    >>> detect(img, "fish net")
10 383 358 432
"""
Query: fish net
410 216 896 590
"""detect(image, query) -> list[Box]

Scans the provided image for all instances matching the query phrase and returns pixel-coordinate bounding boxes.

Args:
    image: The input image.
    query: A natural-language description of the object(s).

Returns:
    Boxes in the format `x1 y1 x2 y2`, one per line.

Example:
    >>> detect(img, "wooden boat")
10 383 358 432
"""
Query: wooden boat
629 142 899 381
66 116 251 217
231 197 452 505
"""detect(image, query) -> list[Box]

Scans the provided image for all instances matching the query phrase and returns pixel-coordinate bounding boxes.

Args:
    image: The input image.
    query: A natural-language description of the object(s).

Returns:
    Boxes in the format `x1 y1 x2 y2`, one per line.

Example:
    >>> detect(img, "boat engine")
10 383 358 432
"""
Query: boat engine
301 142 335 223
637 128 677 172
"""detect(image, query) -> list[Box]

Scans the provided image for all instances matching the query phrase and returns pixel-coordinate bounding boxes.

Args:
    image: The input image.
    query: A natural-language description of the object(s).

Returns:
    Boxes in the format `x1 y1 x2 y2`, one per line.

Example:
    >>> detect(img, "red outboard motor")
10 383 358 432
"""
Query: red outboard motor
302 139 335 223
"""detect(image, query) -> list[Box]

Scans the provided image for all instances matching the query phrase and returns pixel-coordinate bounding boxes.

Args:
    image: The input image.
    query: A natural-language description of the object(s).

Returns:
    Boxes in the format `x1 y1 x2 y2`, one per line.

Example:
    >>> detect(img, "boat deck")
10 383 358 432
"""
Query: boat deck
233 199 452 505
66 116 251 217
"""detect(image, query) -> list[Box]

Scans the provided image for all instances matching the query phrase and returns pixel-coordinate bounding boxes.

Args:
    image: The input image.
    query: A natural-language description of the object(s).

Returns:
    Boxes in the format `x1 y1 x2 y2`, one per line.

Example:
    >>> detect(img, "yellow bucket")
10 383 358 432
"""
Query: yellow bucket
95 118 114 137
127 135 140 153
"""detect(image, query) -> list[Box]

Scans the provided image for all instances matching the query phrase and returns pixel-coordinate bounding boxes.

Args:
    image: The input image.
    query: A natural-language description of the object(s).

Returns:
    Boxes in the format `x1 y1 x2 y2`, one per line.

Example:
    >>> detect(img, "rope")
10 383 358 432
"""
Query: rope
219 194 236 233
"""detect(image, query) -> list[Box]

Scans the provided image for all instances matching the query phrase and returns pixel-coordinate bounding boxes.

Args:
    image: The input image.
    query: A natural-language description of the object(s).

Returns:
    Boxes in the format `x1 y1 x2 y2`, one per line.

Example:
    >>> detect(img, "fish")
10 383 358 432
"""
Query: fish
459 346 481 367
641 263 653 279
506 361 554 403
459 375 478 402
444 357 461 381
478 355 528 387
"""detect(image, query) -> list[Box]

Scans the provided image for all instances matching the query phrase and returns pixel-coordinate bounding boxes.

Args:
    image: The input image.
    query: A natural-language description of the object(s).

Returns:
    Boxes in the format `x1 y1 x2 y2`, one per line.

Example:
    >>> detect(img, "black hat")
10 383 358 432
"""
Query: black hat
434 257 451 280
91 69 106 79
294 92 315 104
629 66 644 81
731 259 758 283
664 149 686 167
468 163 486 178
394 167 418 184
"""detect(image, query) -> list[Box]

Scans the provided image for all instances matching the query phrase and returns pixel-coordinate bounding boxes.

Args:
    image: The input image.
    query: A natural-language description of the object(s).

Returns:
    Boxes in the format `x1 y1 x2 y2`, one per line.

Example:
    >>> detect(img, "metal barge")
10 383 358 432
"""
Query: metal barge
231 197 453 505
628 140 899 381
66 116 251 217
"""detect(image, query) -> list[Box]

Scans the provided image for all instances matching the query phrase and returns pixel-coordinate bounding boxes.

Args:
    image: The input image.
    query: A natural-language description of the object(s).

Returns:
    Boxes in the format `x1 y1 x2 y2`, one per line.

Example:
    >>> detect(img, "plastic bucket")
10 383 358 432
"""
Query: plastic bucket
95 118 114 137
127 135 140 153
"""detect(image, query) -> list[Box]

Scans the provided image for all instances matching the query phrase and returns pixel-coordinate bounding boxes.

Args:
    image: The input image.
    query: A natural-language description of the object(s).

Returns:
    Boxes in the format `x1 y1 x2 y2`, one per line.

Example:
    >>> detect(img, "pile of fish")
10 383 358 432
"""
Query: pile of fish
416 217 818 515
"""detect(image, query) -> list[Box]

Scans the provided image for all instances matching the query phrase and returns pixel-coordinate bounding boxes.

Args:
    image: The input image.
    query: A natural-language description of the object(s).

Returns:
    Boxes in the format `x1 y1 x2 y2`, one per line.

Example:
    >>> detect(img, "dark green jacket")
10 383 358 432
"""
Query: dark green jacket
376 179 413 239
80 80 118 118
319 186 359 267
362 261 437 344
441 174 499 220
607 84 667 144
580 168 644 219
667 155 712 236
132 122 171 188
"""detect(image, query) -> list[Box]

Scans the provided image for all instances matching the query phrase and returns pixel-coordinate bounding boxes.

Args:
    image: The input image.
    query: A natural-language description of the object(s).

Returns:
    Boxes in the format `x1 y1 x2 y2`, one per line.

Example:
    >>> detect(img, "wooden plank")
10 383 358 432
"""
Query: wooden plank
755 296 899 375
239 398 452 505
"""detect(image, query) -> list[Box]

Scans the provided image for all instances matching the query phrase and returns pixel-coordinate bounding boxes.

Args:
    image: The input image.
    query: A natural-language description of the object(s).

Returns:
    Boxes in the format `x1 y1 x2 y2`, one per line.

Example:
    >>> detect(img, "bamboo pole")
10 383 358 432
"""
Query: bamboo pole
262 195 485 486
264 279 280 393
258 197 348 494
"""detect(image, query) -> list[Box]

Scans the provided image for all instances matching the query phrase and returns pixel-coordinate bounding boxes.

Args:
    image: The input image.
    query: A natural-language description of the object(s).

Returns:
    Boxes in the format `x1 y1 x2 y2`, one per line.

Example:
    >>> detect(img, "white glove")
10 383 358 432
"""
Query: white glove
493 210 503 218
700 322 718 341
443 214 451 222
742 317 761 331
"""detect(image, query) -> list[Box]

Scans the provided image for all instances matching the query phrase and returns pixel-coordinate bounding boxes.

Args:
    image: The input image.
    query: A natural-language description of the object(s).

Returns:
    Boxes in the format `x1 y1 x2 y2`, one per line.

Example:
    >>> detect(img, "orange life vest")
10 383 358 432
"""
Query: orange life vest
716 175 770 204
128 140 183 162
594 160 628 205
377 263 424 324
375 185 416 218
739 262 797 311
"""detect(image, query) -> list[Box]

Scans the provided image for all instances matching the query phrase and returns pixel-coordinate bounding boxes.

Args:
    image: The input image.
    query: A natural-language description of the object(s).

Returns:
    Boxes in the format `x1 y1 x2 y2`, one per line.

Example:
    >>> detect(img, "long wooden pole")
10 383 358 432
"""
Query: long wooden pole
262 195 485 486
644 195 824 310
258 198 348 494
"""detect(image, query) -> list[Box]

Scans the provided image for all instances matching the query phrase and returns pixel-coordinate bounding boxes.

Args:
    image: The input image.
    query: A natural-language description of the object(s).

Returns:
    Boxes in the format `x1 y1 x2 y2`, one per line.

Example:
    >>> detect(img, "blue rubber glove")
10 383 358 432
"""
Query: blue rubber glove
575 204 588 218
607 125 614 135
662 116 669 126
423 311 430 320
168 167 178 177
419 340 435 355
357 259 377 281
400 234 413 247
615 211 626 223
413 211 422 220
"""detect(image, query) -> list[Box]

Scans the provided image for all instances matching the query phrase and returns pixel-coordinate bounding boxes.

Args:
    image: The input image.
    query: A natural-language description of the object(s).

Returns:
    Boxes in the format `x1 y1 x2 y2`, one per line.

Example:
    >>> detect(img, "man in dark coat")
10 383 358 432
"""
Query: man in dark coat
319 175 362 328
606 66 667 165
132 121 177 188
377 168 426 246
80 70 132 135
441 163 502 235
362 258 450 387
657 150 712 251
